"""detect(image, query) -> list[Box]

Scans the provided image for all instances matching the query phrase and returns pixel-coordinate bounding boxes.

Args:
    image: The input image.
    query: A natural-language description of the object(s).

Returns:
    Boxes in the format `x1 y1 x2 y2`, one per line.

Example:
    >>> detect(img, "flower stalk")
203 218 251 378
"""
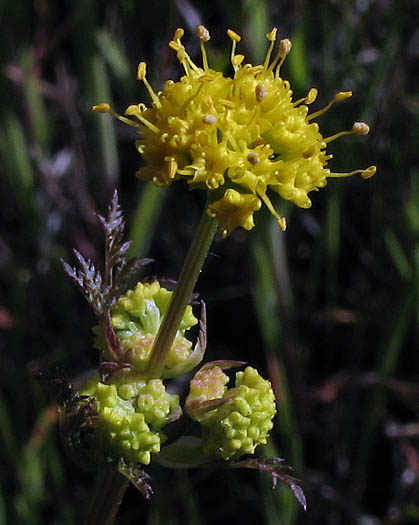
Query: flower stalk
146 206 217 379
84 464 129 525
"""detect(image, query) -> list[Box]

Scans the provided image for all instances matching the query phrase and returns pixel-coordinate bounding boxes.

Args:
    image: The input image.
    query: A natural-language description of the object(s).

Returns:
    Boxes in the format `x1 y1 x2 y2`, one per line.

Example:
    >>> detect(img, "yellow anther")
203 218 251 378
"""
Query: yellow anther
305 88 318 104
202 113 217 125
352 122 370 135
125 105 139 115
137 62 147 81
232 54 245 68
174 28 184 40
278 217 287 231
335 91 352 102
167 158 178 180
264 28 279 68
308 91 352 121
256 83 268 101
361 165 377 179
196 25 210 42
266 28 278 42
227 29 241 42
92 103 111 113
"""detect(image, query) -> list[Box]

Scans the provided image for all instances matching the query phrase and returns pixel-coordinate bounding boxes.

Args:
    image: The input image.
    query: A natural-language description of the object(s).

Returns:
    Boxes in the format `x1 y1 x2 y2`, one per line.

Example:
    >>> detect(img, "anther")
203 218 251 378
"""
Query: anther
352 122 370 135
256 83 268 101
247 152 261 165
137 62 147 81
266 28 278 42
202 114 217 125
232 55 245 67
335 91 352 102
279 39 292 57
174 28 184 41
305 88 318 104
196 25 210 42
361 165 377 179
227 29 241 42
93 103 111 113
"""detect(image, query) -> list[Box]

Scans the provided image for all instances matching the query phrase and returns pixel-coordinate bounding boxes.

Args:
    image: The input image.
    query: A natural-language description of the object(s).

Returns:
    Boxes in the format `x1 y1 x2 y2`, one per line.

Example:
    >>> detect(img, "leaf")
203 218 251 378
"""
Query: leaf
61 250 104 316
118 458 153 500
111 256 153 299
231 457 307 511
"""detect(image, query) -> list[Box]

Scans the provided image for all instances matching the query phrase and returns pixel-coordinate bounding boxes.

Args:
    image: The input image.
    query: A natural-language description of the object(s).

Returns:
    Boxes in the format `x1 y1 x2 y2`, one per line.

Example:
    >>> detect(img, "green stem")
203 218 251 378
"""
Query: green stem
84 464 129 525
147 208 218 379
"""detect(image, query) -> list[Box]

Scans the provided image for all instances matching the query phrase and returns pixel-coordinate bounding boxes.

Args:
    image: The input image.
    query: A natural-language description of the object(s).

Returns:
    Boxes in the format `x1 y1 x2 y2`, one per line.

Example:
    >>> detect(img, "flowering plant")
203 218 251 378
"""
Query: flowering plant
52 25 375 523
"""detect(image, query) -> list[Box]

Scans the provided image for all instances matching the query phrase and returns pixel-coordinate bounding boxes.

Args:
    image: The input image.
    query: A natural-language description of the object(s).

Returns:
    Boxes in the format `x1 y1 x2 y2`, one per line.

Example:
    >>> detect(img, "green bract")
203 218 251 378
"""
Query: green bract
80 370 180 465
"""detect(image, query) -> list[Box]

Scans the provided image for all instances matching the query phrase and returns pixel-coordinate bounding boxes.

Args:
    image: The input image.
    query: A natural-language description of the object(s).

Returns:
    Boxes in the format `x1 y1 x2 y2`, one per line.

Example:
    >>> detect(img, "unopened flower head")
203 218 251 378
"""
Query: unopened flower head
94 281 200 377
80 370 180 466
186 365 277 461
94 26 376 237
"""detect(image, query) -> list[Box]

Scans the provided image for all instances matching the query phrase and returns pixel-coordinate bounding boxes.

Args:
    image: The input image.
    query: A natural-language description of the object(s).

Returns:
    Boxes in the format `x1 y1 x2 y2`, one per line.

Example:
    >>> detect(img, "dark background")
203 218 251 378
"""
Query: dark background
1 0 418 523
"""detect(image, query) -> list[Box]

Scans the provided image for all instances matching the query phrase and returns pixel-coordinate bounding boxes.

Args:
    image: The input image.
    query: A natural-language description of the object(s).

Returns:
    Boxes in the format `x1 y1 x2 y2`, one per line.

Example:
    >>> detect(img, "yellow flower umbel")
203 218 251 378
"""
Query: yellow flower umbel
94 26 376 237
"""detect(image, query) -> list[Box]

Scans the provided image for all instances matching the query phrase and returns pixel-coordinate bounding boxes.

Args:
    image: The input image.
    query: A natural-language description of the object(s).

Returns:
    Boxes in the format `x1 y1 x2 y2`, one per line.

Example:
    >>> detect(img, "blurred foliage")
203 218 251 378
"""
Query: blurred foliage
1 0 419 523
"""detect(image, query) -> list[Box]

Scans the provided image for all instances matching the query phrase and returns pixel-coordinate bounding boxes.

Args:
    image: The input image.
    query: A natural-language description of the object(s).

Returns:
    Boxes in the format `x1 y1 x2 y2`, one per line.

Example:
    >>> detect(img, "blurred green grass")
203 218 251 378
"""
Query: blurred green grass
1 0 418 523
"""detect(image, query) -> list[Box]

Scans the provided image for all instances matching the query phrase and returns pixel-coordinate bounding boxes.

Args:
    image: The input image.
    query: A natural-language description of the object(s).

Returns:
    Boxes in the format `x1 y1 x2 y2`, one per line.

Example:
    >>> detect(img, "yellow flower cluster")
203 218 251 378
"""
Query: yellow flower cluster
94 26 376 237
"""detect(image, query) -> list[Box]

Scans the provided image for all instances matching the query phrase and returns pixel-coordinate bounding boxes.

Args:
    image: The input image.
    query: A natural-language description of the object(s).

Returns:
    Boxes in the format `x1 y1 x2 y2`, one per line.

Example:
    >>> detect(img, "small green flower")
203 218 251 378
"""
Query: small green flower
80 369 180 465
94 281 202 377
186 365 276 461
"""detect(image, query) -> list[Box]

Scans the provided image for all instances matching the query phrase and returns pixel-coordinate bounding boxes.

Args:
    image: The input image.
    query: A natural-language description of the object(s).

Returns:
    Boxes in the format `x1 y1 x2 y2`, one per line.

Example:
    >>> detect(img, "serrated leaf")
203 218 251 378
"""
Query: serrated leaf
117 459 153 499
231 456 307 510
61 251 104 316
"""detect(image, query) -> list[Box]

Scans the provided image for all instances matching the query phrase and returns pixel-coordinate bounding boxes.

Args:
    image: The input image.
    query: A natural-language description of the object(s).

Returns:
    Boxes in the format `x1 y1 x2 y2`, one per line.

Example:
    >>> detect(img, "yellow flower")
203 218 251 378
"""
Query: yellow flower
94 26 376 237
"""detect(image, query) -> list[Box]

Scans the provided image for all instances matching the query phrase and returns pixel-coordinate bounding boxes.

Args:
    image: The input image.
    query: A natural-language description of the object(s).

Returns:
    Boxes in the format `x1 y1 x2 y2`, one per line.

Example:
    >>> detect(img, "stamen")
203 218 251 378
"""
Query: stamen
328 165 377 179
93 103 111 113
137 62 162 108
169 28 199 75
325 122 371 143
269 38 292 77
263 28 278 69
361 165 377 179
232 54 245 69
305 88 318 104
292 88 318 107
196 25 210 71
227 29 242 71
125 105 160 133
308 91 352 121
93 103 143 130
352 122 370 135
256 184 287 231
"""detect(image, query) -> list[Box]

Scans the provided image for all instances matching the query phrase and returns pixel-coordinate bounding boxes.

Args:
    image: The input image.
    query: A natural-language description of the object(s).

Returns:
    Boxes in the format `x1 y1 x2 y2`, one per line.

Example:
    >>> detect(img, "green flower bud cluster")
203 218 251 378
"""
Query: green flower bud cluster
187 366 276 461
80 370 180 465
94 281 198 376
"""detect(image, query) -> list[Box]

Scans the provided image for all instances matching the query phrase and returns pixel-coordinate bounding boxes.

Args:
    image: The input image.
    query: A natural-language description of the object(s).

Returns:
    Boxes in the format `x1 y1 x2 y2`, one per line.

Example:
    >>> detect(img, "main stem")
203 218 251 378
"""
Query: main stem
84 463 129 525
147 208 218 379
